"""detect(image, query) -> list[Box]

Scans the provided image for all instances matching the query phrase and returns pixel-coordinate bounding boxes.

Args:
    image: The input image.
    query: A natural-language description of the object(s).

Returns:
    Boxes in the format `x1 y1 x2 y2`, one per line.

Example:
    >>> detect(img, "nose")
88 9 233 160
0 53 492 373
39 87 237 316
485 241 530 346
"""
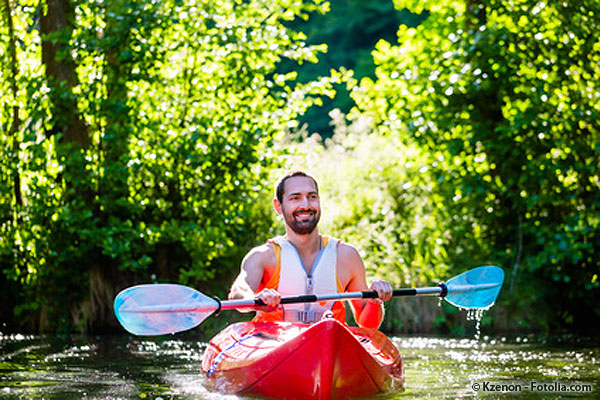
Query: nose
299 196 310 208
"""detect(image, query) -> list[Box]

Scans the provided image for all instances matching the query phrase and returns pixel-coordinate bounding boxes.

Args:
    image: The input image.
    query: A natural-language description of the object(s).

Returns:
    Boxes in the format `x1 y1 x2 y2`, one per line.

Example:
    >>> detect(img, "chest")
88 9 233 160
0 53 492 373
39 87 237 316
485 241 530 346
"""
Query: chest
261 238 351 291
298 252 319 275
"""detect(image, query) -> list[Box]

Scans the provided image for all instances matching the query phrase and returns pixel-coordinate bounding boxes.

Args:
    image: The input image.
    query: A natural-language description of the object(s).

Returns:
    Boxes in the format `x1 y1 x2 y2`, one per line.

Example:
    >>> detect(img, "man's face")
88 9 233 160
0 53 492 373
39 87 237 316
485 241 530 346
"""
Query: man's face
278 176 321 235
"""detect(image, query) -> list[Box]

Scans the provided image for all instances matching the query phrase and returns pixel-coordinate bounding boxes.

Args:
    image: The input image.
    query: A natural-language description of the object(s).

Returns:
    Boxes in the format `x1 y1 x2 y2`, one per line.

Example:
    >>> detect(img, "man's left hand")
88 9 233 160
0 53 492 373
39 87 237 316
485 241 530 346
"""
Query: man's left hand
370 280 393 301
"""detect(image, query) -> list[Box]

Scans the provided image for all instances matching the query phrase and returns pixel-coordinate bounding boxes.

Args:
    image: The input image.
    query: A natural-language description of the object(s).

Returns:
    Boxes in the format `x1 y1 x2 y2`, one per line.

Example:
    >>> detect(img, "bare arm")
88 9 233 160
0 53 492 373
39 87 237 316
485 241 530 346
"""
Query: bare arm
340 244 392 329
229 244 280 312
229 249 265 300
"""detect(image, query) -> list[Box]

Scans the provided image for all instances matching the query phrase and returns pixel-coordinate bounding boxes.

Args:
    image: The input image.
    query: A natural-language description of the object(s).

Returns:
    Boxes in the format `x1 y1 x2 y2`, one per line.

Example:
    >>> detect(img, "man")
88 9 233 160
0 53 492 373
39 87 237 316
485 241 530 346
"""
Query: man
229 170 392 329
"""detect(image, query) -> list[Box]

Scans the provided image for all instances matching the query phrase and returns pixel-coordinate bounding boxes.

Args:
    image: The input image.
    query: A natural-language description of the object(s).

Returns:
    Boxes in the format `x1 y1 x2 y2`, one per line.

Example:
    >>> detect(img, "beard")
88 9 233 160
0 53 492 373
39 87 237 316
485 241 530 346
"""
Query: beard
282 206 320 235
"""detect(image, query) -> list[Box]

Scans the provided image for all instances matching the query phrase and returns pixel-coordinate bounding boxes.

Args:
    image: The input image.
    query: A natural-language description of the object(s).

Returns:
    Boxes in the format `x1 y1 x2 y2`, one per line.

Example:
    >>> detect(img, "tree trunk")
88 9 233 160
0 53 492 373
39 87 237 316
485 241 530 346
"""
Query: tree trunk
40 0 91 148
3 0 23 210
39 0 95 333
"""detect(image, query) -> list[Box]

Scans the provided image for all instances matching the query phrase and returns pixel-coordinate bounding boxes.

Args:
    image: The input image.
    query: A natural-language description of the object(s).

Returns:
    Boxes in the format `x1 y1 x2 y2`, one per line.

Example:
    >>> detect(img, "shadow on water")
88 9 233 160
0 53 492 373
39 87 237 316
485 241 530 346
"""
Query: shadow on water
1 331 599 399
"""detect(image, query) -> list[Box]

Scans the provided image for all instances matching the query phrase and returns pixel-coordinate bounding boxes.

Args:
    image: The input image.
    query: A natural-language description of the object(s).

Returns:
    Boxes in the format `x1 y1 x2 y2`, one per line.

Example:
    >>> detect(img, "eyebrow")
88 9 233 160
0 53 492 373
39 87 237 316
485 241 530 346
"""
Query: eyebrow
287 190 318 197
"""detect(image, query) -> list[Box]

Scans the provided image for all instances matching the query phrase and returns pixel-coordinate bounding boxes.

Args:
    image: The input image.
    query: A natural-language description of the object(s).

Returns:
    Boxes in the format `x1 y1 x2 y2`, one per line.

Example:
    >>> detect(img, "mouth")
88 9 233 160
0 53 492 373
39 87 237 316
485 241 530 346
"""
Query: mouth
294 210 315 220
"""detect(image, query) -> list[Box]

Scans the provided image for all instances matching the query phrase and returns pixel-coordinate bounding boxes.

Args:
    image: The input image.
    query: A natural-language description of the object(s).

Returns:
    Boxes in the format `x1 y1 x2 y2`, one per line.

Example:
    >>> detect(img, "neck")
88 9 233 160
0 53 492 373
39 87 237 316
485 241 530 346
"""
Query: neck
284 228 321 254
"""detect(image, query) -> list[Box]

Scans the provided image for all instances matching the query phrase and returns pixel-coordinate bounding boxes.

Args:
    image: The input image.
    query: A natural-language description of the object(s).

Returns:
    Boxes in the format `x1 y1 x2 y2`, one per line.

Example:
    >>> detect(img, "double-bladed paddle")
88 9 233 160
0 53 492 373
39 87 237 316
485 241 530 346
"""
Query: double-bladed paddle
114 265 504 336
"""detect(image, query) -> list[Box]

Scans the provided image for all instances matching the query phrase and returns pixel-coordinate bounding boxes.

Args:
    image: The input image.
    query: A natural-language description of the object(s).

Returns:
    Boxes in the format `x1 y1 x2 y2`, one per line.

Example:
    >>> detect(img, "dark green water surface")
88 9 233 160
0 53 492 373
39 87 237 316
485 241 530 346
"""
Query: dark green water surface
1 331 598 399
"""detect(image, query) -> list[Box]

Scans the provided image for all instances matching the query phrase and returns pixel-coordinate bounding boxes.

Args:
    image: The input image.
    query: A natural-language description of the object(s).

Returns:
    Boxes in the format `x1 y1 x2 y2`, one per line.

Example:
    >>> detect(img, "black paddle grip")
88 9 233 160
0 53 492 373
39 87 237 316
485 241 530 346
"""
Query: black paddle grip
362 289 418 298
254 294 319 306
392 288 418 296
361 291 379 299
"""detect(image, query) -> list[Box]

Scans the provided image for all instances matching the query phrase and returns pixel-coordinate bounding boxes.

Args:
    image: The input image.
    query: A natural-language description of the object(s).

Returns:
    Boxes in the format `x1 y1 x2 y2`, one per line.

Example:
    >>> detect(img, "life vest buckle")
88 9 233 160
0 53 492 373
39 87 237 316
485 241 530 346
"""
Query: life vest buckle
321 310 334 320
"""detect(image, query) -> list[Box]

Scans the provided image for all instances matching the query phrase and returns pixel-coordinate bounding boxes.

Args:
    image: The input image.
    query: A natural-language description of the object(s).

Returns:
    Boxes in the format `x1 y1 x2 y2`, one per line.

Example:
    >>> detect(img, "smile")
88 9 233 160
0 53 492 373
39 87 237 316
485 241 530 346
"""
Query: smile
294 210 315 218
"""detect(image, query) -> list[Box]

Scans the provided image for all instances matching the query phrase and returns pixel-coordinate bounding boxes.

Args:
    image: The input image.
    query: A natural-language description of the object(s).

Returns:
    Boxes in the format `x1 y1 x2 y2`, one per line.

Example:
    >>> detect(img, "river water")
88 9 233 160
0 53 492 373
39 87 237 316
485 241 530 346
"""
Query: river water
1 330 598 399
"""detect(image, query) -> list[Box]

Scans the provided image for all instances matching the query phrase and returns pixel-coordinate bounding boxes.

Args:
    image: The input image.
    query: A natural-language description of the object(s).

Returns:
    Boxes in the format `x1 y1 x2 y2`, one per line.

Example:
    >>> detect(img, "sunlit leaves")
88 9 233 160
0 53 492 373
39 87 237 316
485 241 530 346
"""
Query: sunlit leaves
1 0 334 331
352 0 600 329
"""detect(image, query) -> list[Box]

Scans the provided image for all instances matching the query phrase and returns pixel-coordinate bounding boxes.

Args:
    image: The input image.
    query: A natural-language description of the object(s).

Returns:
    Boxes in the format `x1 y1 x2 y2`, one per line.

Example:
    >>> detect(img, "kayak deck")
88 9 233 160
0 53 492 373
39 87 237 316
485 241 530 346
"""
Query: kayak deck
201 318 404 400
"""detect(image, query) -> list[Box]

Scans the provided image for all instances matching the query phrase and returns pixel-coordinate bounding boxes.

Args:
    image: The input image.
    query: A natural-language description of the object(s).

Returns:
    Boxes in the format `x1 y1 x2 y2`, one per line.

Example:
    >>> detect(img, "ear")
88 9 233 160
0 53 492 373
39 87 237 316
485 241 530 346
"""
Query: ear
273 198 283 215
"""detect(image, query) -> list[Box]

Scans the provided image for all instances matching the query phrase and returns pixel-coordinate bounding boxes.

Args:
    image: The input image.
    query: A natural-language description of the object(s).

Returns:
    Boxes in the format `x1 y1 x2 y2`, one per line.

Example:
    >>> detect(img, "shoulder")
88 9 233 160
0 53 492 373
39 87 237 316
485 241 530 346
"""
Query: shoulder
335 241 366 290
336 241 365 275
242 242 277 269
336 241 363 263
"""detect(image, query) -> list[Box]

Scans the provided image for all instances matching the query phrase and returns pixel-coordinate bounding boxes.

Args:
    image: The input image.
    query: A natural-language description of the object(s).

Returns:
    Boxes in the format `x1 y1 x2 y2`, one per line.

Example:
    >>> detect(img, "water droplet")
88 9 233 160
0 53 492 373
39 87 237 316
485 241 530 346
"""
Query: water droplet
463 309 486 340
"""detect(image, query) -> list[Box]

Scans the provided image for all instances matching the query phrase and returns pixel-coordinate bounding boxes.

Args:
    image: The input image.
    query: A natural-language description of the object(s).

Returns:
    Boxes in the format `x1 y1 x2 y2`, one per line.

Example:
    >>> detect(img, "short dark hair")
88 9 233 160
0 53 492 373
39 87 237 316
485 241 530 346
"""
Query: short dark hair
275 170 319 204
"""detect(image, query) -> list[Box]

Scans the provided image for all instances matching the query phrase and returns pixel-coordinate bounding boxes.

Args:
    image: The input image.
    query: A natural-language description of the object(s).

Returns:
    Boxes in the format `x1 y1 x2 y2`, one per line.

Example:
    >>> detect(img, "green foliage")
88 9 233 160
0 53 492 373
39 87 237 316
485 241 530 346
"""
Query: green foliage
0 0 334 332
351 0 600 330
2 0 598 335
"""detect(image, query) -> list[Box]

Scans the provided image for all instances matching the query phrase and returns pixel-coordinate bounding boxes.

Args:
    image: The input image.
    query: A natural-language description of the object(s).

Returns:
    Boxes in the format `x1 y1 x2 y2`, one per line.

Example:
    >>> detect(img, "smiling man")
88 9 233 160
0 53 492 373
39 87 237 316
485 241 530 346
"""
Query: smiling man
228 170 392 329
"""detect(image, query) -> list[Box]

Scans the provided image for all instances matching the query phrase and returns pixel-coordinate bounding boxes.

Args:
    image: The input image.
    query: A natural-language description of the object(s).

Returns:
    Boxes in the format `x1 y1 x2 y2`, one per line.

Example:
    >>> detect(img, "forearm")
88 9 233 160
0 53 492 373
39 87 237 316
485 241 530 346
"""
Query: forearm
229 281 253 299
228 278 257 312
356 299 385 330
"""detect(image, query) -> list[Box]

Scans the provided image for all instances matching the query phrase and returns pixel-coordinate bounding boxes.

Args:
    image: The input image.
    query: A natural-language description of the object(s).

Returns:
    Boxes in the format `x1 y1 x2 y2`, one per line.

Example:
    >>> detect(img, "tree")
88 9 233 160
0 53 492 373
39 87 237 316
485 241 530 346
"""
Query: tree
351 0 600 330
0 0 334 332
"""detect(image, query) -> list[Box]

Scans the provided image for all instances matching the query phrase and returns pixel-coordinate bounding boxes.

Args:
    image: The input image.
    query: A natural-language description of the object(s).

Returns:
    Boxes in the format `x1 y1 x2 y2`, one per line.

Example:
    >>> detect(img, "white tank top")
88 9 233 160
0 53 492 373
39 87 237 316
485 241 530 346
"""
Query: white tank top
273 236 339 323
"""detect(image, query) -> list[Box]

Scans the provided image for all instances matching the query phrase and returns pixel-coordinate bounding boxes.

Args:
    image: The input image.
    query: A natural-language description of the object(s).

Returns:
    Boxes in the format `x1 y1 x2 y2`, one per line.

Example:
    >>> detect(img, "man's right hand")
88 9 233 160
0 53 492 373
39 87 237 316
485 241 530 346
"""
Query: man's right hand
255 288 281 312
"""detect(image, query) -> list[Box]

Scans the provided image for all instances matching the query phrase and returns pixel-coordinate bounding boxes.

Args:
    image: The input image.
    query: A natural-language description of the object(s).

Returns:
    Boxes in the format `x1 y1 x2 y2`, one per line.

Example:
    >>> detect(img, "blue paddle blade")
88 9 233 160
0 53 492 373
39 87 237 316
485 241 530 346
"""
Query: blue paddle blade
444 266 504 309
114 284 219 336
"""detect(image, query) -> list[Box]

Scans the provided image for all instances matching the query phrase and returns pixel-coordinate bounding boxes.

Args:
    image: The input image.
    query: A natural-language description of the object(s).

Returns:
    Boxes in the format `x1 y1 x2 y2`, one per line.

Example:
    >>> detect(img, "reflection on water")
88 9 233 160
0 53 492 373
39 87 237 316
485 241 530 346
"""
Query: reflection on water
396 335 599 399
1 331 598 399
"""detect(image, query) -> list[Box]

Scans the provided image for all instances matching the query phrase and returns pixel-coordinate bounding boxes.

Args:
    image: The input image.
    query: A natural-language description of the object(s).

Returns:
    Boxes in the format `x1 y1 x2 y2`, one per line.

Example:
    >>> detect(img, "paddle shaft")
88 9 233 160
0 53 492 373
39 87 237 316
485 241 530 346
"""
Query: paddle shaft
221 289 417 310
113 266 503 335
220 282 498 310
228 288 441 309
117 288 443 314
118 282 501 314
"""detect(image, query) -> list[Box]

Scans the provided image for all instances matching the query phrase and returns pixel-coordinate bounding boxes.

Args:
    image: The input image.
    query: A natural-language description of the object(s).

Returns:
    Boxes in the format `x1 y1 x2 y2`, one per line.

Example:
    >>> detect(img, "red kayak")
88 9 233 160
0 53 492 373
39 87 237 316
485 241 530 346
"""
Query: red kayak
201 318 404 399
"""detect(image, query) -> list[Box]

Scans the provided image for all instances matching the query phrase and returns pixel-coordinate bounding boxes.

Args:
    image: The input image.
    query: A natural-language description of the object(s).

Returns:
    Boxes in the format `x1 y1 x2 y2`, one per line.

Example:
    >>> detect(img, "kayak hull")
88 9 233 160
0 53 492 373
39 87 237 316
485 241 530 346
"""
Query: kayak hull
201 318 404 400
